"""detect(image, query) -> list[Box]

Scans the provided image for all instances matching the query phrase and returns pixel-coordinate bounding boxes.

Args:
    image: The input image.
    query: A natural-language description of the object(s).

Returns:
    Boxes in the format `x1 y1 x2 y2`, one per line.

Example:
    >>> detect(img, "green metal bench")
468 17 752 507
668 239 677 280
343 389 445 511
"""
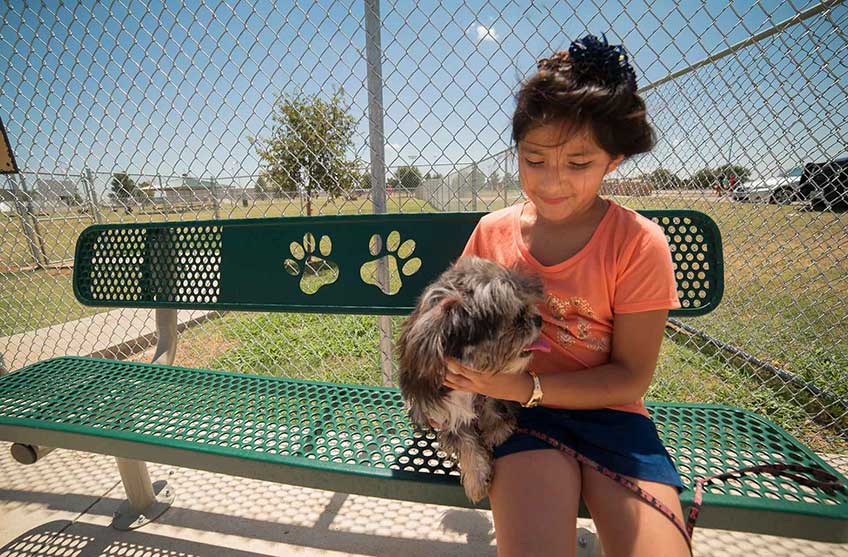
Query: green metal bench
1 210 846 541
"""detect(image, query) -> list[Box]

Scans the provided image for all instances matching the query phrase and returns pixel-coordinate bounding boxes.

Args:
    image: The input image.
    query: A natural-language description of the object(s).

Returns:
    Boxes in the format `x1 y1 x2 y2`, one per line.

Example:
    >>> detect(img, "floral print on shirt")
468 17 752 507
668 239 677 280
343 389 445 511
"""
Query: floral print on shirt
545 293 610 353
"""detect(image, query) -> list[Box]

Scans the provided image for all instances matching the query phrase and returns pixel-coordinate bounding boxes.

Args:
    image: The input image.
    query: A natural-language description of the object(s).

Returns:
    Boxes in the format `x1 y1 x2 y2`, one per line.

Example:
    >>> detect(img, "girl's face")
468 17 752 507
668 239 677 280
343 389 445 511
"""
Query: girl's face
518 123 624 223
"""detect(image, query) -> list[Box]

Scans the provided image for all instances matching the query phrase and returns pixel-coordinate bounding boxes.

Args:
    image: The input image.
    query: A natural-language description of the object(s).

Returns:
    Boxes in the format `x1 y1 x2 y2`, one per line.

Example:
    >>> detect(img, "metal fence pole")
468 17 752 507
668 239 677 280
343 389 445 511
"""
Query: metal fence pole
11 173 46 268
471 162 479 212
637 0 845 94
83 167 102 223
364 0 393 388
211 176 220 219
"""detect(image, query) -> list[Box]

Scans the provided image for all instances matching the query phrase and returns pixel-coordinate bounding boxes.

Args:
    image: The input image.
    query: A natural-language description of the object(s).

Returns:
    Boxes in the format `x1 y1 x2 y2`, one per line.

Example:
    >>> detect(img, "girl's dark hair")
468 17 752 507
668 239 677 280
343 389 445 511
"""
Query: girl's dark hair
512 34 655 159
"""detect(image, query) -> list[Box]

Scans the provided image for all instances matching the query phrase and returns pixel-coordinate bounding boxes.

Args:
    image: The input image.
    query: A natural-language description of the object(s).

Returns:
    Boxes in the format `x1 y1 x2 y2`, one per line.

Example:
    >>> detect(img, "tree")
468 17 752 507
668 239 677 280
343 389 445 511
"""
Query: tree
395 165 423 191
713 164 750 184
359 170 372 190
687 168 721 190
645 168 683 190
687 165 750 189
110 172 138 202
255 174 268 193
249 88 360 215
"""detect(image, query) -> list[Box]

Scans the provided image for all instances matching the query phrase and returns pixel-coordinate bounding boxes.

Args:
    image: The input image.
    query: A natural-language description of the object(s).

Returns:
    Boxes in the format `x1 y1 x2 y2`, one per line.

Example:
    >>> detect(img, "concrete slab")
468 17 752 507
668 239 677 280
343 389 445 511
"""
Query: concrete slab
0 308 218 371
2 445 847 556
0 449 120 546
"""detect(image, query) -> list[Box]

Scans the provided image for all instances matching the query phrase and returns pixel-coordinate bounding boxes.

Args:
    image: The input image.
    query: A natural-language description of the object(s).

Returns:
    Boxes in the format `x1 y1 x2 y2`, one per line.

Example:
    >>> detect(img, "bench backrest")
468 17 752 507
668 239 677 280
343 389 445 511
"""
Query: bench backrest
73 210 723 316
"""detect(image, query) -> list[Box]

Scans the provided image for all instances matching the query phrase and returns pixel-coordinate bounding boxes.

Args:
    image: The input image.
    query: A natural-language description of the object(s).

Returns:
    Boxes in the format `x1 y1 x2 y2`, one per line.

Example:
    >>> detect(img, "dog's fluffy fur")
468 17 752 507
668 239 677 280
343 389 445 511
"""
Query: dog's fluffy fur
397 256 545 502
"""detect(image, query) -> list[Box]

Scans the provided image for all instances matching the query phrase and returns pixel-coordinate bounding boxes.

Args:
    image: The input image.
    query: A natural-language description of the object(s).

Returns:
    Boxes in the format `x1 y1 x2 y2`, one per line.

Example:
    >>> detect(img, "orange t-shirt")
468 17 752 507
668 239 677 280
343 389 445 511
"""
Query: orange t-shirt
460 199 681 418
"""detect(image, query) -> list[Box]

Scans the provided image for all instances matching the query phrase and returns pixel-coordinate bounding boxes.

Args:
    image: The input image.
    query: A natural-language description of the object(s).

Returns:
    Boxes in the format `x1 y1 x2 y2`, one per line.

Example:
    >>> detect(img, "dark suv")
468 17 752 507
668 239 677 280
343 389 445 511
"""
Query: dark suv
798 157 848 211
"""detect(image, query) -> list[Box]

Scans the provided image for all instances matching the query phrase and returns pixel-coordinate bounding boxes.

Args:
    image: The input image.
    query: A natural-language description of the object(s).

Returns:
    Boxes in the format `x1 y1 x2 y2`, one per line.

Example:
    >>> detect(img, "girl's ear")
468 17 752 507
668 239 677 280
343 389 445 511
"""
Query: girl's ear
605 153 625 175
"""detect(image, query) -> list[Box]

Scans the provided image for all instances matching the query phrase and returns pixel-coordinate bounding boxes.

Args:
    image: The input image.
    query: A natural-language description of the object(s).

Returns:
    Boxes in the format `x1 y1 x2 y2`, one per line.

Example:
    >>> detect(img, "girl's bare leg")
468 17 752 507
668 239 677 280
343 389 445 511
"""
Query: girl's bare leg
581 464 690 557
489 449 583 557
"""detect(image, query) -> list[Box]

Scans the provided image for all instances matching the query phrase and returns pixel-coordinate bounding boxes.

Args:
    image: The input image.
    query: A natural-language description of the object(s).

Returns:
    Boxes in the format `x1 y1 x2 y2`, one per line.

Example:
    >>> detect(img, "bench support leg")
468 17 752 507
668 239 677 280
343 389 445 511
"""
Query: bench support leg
151 308 178 366
576 527 603 556
112 457 175 530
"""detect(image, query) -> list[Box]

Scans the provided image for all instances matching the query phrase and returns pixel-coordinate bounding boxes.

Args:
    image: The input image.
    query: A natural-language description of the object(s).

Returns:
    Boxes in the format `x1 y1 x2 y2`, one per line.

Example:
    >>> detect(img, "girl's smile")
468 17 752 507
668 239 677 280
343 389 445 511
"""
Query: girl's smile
517 123 624 226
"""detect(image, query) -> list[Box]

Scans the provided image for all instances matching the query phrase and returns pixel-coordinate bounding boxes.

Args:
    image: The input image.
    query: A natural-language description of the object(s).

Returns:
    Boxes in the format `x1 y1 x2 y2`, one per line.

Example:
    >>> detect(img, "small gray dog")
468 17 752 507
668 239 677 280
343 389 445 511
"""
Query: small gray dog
397 255 549 502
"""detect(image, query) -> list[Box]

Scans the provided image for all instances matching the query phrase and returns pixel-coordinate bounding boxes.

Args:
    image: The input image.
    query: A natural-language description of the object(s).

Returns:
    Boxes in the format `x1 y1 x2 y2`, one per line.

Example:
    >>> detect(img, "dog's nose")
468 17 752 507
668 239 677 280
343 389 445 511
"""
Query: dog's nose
533 314 543 328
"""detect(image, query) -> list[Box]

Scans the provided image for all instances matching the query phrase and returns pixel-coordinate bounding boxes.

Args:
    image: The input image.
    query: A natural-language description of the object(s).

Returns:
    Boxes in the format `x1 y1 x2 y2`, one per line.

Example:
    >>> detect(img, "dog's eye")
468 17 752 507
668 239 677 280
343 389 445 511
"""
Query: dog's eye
532 314 543 328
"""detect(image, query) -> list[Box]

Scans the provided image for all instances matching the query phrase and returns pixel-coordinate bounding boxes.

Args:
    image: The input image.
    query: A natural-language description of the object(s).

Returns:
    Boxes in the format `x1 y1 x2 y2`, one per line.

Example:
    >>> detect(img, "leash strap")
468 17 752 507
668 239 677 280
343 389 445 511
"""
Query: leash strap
687 462 846 538
515 427 846 556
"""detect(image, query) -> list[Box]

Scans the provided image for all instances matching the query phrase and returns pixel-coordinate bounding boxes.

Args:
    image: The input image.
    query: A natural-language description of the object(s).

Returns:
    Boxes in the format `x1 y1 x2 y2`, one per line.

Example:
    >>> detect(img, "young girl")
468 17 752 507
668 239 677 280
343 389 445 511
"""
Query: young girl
442 34 691 556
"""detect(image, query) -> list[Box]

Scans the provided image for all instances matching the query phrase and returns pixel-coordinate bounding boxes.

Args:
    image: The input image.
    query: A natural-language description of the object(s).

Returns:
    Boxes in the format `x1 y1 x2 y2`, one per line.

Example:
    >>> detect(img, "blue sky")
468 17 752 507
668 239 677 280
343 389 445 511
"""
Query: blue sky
1 0 845 191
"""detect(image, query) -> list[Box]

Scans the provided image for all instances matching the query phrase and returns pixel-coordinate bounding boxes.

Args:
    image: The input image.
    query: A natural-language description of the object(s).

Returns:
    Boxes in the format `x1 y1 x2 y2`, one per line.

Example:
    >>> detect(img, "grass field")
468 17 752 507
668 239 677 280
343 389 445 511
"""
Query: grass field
133 310 845 454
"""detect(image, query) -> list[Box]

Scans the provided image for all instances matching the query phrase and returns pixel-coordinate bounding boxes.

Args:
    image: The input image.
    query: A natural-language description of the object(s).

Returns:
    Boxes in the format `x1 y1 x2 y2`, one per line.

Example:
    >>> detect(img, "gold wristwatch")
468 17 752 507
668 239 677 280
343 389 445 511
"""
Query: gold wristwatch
522 370 543 408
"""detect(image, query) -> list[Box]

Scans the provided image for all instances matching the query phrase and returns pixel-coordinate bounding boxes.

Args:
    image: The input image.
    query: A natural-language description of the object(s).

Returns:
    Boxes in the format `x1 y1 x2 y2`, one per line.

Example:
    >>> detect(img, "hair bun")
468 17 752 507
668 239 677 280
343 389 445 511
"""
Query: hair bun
567 33 638 92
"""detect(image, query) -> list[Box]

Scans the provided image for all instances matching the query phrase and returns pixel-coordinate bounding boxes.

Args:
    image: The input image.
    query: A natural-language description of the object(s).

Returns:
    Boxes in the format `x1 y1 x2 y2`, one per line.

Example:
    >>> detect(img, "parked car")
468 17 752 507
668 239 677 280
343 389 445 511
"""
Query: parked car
731 166 804 204
798 157 848 211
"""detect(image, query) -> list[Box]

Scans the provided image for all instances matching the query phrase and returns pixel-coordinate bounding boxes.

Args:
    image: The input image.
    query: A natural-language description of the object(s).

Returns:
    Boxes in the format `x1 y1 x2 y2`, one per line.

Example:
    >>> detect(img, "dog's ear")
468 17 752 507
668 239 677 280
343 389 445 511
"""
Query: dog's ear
434 294 462 313
397 292 464 413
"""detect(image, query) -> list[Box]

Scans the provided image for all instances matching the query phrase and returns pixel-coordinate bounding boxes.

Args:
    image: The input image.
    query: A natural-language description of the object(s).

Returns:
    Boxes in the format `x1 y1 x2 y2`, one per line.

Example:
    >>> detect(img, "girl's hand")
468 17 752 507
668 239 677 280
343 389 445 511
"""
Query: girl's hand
443 358 534 403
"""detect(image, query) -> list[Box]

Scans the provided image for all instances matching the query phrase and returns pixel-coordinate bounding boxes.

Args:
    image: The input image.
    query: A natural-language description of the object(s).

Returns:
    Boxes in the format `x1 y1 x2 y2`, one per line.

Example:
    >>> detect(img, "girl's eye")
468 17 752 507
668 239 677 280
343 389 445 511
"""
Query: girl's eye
525 159 544 167
570 162 591 169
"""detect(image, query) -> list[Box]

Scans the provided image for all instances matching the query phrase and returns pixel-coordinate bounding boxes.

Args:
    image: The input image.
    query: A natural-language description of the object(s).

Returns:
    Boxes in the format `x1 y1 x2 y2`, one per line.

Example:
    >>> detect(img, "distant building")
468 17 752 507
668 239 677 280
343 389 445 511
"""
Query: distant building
31 177 81 210
0 188 14 214
138 176 219 205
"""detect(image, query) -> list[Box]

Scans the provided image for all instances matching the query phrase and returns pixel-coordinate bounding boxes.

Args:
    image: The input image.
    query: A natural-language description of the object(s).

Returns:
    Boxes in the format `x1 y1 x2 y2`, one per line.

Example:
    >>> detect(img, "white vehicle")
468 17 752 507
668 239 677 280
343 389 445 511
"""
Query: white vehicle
732 167 803 204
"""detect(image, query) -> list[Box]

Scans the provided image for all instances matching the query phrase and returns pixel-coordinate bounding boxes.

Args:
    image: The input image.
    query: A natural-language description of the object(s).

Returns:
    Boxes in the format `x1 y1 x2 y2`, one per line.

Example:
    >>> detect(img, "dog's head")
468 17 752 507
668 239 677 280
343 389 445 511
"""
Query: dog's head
397 256 549 411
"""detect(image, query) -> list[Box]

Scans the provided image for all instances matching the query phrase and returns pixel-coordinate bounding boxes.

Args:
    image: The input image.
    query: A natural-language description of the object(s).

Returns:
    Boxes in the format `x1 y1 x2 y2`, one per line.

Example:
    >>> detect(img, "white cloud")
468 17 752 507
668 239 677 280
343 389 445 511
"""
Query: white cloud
468 24 499 42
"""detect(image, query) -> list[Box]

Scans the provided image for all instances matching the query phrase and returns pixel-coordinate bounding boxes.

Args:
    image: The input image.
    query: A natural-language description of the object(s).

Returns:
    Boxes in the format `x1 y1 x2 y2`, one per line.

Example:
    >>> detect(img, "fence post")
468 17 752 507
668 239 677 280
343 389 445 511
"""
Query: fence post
364 0 393 388
83 167 102 223
471 162 480 212
210 177 220 219
502 151 509 207
11 173 46 269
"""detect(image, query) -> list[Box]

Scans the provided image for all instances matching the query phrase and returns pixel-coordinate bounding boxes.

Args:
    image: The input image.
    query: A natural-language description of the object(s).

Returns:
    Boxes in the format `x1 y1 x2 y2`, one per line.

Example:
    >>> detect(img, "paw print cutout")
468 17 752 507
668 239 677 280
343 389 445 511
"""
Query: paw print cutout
360 230 422 295
283 232 339 295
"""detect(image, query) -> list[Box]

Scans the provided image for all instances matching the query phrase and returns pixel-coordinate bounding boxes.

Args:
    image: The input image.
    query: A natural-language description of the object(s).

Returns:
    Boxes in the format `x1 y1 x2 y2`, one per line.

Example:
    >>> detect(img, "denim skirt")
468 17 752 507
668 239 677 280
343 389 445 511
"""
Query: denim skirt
493 405 686 494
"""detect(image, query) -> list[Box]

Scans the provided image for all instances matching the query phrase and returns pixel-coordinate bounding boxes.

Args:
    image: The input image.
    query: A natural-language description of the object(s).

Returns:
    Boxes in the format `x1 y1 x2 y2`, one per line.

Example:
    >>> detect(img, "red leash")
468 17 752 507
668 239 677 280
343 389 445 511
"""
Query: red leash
515 427 845 556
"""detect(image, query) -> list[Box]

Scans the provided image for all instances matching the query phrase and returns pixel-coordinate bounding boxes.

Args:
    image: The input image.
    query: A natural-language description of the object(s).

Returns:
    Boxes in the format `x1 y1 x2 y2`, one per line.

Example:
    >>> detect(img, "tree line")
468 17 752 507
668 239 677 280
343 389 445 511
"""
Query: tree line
108 90 751 206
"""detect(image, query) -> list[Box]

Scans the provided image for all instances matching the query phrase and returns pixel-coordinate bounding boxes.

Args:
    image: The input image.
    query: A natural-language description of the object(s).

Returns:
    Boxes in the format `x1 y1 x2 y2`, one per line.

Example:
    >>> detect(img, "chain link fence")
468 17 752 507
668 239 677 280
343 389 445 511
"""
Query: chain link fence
1 1 846 453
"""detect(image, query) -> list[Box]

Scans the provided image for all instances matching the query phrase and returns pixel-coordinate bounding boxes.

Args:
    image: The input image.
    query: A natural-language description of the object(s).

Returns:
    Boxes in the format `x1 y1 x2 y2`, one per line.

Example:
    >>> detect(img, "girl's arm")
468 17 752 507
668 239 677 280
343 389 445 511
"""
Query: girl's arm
444 308 669 408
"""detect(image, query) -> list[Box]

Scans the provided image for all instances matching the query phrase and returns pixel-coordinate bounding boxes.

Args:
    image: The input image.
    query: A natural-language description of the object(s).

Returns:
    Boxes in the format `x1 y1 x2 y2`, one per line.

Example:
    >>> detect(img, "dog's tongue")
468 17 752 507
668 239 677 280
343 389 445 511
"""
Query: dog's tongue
525 337 551 353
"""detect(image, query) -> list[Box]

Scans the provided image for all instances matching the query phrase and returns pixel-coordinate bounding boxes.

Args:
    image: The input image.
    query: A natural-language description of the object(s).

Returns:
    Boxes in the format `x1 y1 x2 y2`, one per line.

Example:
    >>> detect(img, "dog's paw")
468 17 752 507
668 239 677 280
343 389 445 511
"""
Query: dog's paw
283 232 339 294
360 231 422 295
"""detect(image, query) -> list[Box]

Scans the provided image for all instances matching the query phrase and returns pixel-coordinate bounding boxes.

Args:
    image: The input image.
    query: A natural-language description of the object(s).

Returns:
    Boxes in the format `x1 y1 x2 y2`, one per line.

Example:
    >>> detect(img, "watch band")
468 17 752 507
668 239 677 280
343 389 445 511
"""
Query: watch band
522 370 543 408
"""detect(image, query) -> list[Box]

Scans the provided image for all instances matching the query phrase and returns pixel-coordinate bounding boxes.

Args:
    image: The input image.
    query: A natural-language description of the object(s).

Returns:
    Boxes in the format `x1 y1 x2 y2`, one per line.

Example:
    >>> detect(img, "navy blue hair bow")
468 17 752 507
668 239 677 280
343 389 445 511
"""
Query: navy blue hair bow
567 33 638 92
